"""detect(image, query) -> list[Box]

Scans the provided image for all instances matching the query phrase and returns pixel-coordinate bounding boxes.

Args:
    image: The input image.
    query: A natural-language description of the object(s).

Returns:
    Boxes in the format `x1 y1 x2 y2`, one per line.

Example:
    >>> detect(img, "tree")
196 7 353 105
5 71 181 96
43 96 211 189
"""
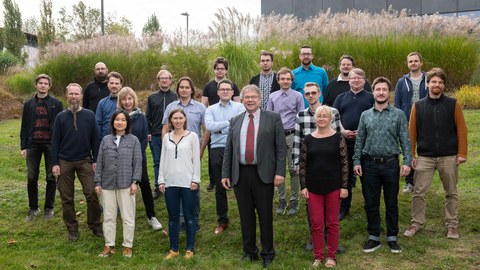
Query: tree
38 0 56 48
56 1 101 41
23 16 38 35
106 15 133 36
2 0 25 58
142 13 162 36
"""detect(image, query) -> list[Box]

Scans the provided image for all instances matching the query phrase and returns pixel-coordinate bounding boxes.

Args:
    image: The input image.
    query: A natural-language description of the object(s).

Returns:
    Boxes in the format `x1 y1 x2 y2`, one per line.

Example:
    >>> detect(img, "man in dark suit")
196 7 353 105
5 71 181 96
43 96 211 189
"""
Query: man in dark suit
249 51 280 110
222 84 286 268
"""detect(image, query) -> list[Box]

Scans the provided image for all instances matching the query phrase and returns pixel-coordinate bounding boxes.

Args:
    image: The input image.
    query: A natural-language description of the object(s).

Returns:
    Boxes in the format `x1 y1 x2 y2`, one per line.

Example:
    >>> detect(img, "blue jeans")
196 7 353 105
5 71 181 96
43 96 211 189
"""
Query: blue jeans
165 187 198 251
361 157 400 241
149 135 161 188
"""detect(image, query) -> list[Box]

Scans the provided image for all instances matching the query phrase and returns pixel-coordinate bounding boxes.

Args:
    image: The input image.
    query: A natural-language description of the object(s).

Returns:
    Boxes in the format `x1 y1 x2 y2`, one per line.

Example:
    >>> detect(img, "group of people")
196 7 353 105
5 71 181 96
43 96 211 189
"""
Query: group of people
20 46 467 268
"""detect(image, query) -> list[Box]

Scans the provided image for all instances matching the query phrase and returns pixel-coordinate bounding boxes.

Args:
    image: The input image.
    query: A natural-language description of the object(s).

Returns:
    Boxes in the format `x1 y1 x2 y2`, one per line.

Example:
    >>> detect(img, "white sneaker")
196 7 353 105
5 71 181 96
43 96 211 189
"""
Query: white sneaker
148 217 162 231
403 183 414 194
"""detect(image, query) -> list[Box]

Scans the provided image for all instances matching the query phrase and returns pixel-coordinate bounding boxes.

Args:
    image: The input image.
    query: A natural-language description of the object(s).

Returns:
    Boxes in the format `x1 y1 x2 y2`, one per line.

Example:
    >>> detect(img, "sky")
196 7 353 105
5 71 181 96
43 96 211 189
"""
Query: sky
0 0 261 35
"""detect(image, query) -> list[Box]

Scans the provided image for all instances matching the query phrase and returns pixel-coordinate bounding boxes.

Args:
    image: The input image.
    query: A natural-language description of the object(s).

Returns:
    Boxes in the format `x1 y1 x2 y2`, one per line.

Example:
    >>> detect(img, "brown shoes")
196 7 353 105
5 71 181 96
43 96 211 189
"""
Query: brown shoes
123 247 132 258
165 250 179 260
184 250 194 259
98 246 117 257
214 223 228 234
403 225 419 237
447 227 459 239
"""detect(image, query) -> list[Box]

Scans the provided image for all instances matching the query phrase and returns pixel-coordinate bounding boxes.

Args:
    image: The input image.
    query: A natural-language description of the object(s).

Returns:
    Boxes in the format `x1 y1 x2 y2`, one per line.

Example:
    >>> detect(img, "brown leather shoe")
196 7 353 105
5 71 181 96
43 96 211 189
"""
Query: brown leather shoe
123 247 132 258
214 223 228 234
98 246 117 257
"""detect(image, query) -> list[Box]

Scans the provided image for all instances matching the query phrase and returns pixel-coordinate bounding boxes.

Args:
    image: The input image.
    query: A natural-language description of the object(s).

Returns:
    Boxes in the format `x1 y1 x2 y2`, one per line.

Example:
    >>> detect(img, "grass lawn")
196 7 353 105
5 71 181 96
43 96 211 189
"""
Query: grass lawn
1 111 479 269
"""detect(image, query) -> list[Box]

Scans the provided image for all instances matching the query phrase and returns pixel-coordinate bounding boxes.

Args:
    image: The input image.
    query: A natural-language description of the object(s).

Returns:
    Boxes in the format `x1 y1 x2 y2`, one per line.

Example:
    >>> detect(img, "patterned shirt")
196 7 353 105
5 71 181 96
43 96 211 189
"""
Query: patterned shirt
292 106 341 169
353 104 412 166
32 97 51 143
259 73 275 110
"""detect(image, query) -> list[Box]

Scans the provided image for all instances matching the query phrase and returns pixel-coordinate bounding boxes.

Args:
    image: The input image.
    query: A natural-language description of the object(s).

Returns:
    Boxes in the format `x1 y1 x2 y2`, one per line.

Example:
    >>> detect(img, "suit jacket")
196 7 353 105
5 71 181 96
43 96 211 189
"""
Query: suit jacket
222 109 286 185
250 73 281 93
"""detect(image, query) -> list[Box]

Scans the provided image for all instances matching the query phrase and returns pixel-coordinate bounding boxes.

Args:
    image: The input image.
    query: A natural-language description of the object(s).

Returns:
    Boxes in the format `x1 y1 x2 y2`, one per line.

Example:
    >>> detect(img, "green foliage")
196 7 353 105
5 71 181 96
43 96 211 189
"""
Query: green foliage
5 72 35 95
142 13 161 36
105 16 133 36
2 0 25 58
22 16 38 35
56 1 101 41
38 0 56 49
0 51 20 74
454 85 480 109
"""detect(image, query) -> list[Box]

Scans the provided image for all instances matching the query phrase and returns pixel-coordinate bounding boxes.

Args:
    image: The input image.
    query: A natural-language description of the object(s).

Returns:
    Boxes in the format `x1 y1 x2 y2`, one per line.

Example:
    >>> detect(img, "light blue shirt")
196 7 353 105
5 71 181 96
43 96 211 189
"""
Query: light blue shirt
239 109 260 165
205 100 245 148
96 95 118 138
292 64 329 107
162 99 206 143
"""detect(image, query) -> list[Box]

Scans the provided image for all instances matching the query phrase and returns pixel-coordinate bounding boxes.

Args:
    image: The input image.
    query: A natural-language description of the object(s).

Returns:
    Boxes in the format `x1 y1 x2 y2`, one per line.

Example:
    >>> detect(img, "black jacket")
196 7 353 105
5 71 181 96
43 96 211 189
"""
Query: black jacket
145 89 177 135
20 94 64 150
250 73 280 93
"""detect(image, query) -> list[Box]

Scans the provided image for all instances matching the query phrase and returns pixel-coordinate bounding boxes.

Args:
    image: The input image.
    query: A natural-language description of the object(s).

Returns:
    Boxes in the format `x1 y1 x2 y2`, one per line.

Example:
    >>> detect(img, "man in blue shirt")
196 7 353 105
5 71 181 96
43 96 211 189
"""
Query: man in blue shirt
205 79 245 235
292 45 329 107
96 72 123 138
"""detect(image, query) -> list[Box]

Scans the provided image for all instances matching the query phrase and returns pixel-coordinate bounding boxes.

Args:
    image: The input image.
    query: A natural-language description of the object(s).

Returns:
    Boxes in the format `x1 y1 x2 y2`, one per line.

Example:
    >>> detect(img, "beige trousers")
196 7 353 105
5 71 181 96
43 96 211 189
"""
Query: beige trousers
411 155 459 229
101 188 136 248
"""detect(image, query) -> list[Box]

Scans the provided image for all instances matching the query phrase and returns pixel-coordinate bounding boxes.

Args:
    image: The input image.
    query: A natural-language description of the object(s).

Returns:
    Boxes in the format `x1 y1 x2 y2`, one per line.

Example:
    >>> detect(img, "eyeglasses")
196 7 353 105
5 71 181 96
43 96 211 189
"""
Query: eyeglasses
218 88 233 92
158 77 171 81
305 92 318 96
243 95 259 100
300 53 312 57
349 76 365 81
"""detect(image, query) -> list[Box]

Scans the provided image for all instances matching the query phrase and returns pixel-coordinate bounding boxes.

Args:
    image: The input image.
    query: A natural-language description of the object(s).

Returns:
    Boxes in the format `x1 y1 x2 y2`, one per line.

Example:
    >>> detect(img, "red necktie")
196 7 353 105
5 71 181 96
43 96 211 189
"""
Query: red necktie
245 114 255 164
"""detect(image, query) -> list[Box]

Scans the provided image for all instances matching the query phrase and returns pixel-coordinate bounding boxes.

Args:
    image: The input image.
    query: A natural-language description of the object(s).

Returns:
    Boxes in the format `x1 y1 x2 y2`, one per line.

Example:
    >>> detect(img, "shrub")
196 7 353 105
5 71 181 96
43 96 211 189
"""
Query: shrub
0 52 21 74
5 72 35 95
454 85 480 109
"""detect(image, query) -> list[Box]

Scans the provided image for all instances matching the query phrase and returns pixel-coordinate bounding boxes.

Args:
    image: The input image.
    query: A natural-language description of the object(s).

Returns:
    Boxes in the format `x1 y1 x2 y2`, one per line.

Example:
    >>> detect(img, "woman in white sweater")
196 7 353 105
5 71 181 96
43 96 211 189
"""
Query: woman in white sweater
159 108 200 260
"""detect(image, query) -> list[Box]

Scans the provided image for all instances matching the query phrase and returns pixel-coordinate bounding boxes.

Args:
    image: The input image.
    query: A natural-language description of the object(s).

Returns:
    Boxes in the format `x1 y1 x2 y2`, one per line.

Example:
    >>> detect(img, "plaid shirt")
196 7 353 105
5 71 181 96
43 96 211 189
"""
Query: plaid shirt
259 73 275 110
292 106 341 169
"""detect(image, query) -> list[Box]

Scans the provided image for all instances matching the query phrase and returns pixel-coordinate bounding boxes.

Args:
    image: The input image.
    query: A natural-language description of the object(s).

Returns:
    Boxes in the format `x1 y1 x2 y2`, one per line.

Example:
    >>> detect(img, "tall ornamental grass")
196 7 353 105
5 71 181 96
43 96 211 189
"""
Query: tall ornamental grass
454 85 480 109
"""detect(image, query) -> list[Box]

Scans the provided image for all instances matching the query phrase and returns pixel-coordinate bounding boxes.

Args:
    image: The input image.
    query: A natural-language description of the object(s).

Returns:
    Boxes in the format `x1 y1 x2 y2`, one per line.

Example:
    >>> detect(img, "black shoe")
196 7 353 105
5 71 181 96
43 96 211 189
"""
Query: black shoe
207 183 215 192
388 241 402 253
153 189 162 200
337 246 346 253
241 254 259 262
92 229 104 237
276 199 287 215
339 211 347 221
262 258 273 268
362 239 381 253
304 239 313 251
68 231 79 241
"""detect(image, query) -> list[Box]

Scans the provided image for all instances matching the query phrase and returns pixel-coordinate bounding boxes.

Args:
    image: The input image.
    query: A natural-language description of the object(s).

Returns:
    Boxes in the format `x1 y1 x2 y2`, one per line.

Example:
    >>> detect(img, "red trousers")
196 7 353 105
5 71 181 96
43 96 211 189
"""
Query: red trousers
308 189 340 260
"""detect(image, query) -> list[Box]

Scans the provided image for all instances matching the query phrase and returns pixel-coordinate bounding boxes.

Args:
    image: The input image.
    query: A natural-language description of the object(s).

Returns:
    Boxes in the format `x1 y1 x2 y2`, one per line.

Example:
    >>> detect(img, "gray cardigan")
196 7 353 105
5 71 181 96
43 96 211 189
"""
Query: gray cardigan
95 133 142 190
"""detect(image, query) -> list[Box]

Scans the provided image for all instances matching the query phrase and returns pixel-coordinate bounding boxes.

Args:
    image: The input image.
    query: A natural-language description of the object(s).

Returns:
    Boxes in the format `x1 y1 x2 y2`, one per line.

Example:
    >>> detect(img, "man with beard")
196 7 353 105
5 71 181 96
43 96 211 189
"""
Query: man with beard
146 69 177 199
249 51 280 110
292 45 329 107
21 74 63 222
324 55 371 107
353 77 412 254
404 68 467 240
83 62 109 113
51 83 102 241
96 72 123 138
394 52 429 194
333 68 374 221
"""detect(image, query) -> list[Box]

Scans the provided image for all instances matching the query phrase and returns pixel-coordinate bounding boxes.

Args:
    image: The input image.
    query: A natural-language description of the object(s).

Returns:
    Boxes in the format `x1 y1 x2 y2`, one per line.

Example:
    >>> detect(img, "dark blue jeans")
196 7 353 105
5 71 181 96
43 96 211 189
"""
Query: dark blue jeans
361 157 400 241
27 143 56 210
165 187 198 251
149 135 162 188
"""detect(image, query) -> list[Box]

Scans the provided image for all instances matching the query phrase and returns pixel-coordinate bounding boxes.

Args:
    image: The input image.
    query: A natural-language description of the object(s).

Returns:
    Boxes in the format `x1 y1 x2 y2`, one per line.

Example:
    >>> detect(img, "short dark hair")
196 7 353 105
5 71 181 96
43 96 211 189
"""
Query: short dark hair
300 45 312 53
426 67 446 83
214 57 229 70
372 77 392 92
217 79 234 89
110 110 131 136
176 77 196 99
107 71 124 84
339 55 355 66
35 74 52 86
168 108 188 130
259 51 274 62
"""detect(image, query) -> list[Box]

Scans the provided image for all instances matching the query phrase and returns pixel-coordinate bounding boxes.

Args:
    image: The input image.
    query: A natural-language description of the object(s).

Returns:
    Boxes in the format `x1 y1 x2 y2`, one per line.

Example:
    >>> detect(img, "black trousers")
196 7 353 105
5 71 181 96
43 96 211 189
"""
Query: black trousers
234 165 275 260
27 143 56 210
138 161 155 219
340 145 360 214
210 147 229 225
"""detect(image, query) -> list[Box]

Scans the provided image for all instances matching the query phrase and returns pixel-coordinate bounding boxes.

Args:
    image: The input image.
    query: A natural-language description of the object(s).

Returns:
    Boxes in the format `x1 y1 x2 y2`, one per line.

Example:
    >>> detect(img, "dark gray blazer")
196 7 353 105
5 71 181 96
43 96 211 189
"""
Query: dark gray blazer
222 109 286 185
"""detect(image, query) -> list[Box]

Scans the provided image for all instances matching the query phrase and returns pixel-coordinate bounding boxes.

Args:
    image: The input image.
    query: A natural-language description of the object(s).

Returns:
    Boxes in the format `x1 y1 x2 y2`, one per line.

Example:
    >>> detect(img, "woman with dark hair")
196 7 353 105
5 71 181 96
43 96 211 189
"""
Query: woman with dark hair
299 105 349 268
117 87 163 231
159 108 201 260
95 110 142 258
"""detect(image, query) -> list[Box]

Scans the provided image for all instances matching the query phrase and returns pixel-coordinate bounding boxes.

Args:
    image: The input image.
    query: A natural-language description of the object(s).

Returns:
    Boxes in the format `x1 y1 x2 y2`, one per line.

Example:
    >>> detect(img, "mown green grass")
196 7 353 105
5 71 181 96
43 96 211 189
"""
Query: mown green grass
1 111 479 269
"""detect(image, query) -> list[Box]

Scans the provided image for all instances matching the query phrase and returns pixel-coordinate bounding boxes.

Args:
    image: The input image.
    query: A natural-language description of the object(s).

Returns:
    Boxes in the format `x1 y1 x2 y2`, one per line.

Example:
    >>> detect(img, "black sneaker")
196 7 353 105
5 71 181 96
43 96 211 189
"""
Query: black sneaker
153 189 162 200
362 240 381 253
25 209 40 222
388 241 402 253
207 183 215 192
276 200 287 215
44 208 54 220
287 201 299 215
68 231 79 241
